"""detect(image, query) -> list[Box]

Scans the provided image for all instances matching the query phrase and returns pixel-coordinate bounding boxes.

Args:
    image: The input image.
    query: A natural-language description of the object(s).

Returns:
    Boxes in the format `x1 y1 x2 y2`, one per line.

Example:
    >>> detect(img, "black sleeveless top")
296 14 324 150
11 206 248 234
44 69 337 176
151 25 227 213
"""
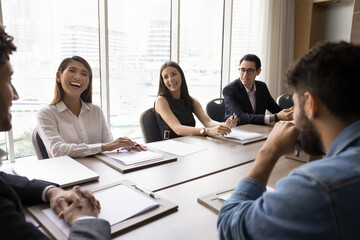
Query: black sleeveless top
155 97 196 139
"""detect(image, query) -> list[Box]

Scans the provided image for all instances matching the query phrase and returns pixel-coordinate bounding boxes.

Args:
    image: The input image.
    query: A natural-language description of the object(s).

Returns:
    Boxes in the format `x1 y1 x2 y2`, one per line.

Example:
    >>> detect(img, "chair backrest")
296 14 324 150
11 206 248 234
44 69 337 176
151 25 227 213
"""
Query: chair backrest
276 94 294 109
32 127 49 159
206 98 225 122
140 108 162 143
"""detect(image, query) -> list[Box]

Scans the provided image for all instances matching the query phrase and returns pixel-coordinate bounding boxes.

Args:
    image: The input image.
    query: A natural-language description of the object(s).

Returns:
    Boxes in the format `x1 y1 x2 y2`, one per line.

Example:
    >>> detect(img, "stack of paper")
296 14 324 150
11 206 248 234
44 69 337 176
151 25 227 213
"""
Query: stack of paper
102 149 164 166
222 129 263 141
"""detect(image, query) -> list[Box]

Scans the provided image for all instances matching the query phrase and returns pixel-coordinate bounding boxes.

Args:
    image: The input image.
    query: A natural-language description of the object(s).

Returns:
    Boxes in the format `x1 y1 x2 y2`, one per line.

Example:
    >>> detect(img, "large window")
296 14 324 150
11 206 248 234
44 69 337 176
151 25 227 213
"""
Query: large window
179 0 224 108
108 0 170 139
230 0 261 81
2 0 100 158
1 0 264 160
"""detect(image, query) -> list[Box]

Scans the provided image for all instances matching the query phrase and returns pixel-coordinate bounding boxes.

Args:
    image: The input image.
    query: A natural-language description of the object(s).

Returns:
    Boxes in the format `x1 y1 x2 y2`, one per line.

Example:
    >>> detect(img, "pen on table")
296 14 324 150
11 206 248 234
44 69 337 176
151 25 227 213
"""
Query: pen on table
132 184 159 199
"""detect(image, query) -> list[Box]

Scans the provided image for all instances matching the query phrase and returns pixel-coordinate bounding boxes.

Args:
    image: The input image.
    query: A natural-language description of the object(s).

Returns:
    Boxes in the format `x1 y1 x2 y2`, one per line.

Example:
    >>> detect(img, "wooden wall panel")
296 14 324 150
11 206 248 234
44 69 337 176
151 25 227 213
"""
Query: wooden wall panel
351 0 360 44
295 0 313 60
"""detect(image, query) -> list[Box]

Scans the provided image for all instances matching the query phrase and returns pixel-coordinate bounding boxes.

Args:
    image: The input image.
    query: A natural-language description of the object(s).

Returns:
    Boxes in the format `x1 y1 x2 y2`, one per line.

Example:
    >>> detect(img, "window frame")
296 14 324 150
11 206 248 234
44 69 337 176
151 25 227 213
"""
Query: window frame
0 0 242 161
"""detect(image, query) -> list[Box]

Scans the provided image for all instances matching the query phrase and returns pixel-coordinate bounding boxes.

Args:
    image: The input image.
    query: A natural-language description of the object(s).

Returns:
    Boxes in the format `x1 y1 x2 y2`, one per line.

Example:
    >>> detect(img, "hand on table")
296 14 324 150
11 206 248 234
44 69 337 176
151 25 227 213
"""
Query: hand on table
57 186 101 226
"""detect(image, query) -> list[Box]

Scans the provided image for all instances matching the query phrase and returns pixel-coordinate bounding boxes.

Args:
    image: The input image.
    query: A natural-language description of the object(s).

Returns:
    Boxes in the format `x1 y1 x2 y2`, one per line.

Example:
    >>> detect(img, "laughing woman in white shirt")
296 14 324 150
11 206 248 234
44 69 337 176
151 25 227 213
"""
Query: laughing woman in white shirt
37 56 146 158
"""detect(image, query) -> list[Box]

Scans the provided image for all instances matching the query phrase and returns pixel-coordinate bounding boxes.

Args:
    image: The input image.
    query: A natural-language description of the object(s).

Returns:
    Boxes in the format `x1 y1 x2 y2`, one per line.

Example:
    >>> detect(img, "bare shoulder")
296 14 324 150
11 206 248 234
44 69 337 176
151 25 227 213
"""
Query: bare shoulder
155 96 170 111
155 96 169 105
191 97 202 109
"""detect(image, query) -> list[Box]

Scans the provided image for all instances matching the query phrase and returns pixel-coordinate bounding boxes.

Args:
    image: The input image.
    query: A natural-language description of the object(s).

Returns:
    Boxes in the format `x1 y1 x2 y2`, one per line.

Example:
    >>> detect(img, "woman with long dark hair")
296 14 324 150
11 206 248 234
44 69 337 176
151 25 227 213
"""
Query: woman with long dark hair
155 61 237 139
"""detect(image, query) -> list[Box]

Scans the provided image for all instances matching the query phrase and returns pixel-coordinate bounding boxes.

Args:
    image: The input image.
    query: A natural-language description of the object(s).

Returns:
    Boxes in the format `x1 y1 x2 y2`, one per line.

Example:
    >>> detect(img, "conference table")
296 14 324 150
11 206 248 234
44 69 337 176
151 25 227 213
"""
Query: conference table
78 124 274 192
26 124 304 239
118 157 303 240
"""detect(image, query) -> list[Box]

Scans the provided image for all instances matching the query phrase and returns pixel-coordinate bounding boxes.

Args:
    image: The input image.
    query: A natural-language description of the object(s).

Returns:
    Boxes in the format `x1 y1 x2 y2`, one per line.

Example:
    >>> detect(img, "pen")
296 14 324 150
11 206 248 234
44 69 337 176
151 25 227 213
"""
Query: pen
229 113 236 129
294 141 301 157
117 148 128 152
117 144 140 152
132 184 159 199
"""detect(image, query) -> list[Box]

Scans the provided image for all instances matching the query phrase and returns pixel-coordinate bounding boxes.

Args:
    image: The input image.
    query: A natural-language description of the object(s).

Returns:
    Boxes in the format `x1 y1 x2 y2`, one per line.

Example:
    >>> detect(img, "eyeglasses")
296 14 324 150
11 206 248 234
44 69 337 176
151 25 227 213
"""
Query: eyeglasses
238 68 256 75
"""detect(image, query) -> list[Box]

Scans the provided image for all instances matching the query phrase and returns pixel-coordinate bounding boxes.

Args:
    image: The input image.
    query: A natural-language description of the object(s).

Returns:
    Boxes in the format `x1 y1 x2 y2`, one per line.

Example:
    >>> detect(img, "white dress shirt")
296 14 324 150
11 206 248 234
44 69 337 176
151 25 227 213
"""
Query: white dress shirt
244 84 270 124
37 100 113 158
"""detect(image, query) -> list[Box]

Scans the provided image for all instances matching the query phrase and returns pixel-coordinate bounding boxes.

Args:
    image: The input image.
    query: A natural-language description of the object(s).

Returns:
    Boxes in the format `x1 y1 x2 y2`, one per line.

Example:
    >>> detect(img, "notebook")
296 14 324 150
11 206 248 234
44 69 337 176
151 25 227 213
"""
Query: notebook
102 149 164 166
212 129 266 145
222 129 263 141
12 156 99 188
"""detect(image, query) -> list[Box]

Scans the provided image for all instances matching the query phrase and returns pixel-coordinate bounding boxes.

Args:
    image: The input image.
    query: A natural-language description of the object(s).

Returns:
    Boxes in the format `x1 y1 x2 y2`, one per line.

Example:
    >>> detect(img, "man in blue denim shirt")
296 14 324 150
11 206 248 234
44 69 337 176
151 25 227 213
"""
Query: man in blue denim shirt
217 41 360 240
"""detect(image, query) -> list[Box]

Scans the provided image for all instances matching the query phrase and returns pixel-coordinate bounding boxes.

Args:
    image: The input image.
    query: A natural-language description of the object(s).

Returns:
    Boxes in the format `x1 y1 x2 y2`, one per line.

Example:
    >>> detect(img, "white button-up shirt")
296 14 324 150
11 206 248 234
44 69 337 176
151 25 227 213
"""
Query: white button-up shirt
37 100 113 158
244 83 270 124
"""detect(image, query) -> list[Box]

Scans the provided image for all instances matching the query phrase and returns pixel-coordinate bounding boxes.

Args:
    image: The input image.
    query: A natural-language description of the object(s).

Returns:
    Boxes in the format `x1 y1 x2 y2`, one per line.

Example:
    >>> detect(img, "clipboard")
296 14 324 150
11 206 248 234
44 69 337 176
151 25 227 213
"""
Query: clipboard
210 129 267 145
28 179 178 239
95 150 177 173
197 189 234 214
198 186 274 214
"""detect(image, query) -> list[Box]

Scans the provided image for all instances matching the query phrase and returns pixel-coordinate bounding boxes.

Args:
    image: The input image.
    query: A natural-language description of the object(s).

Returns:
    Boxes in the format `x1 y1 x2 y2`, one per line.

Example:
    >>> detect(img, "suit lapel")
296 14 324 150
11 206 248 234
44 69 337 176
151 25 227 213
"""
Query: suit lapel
236 79 254 114
0 176 25 219
254 81 265 114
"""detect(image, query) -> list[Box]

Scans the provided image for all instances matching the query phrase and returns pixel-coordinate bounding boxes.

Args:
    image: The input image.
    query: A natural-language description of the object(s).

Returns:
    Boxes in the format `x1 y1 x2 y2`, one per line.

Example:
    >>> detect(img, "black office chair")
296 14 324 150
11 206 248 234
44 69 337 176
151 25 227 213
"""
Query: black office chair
206 98 225 122
276 94 294 109
140 108 162 143
32 127 49 159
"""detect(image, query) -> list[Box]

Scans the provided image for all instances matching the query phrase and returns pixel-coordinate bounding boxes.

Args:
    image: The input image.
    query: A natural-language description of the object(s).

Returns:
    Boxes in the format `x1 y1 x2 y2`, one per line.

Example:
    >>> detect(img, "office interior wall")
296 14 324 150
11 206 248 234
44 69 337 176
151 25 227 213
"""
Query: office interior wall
351 0 360 44
321 0 354 42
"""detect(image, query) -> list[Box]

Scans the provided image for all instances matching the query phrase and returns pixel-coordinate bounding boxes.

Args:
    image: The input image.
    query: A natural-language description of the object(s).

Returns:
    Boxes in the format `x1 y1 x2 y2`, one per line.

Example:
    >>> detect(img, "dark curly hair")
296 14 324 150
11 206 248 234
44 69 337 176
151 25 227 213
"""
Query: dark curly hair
286 41 360 120
0 25 17 66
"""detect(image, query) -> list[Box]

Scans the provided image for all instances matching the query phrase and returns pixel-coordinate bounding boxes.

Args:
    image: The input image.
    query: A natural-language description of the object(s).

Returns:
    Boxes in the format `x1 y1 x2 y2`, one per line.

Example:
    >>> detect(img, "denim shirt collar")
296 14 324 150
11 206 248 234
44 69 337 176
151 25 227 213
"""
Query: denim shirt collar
326 120 360 157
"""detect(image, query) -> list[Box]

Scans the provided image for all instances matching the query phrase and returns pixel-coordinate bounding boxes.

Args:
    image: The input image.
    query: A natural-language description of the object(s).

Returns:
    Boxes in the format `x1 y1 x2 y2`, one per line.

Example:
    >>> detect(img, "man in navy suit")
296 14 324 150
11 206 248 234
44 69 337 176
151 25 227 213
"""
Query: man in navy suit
0 25 110 239
223 54 293 125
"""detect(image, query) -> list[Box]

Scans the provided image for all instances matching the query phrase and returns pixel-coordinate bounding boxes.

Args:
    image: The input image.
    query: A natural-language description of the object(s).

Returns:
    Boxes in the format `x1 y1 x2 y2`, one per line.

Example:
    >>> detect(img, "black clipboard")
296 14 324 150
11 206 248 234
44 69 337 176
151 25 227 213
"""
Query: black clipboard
197 189 234 214
94 150 177 173
28 180 178 239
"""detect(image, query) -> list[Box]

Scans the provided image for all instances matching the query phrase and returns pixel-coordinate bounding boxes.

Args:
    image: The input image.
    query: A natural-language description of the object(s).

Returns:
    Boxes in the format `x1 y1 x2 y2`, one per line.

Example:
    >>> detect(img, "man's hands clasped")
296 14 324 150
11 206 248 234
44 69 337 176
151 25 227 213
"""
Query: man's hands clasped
46 186 101 226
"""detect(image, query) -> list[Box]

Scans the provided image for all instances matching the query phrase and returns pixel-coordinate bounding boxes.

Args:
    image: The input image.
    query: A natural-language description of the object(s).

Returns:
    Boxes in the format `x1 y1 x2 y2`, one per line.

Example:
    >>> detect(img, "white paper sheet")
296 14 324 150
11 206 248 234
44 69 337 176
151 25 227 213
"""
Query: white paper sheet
102 149 164 165
146 140 207 157
221 129 263 141
43 184 159 236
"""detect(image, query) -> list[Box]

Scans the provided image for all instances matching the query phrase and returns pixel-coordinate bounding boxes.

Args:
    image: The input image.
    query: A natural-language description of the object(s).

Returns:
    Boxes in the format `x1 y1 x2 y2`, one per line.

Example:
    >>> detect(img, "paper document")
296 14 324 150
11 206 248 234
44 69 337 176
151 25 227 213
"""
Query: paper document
222 129 263 141
12 156 99 188
102 149 164 165
43 184 159 236
147 140 207 157
217 186 274 201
